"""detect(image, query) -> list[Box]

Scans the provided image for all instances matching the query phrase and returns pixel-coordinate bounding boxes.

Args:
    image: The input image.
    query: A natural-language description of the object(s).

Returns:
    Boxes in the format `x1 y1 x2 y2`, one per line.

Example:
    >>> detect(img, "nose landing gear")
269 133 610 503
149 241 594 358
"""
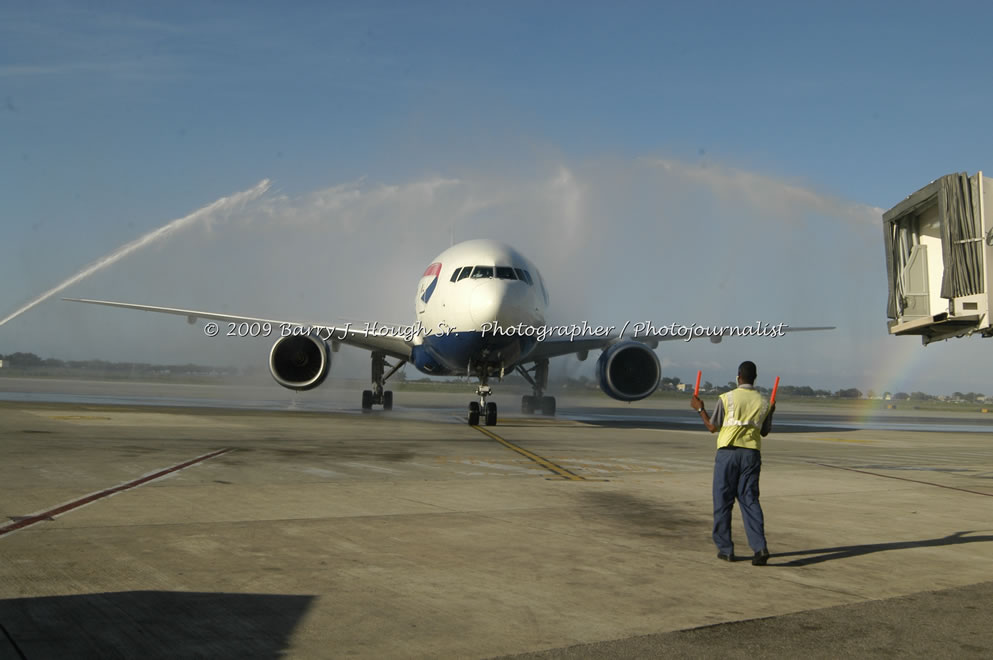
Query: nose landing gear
468 378 498 426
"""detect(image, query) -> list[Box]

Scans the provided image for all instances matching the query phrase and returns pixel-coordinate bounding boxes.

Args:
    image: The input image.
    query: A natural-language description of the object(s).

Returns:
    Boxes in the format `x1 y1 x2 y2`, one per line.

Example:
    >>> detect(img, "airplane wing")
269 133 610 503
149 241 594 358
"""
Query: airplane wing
63 298 413 361
524 324 836 362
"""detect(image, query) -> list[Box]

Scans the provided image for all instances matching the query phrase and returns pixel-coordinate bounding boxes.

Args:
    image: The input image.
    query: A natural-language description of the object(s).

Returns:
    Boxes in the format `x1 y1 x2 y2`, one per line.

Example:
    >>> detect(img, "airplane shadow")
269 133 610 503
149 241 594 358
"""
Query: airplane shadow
772 531 993 566
0 590 314 660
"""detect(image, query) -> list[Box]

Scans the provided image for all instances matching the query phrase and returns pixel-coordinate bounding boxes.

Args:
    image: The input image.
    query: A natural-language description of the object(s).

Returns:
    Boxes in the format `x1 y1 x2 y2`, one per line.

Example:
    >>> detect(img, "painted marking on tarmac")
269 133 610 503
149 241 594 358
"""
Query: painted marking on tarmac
816 437 873 444
814 462 993 497
342 461 399 474
0 448 233 539
471 425 587 481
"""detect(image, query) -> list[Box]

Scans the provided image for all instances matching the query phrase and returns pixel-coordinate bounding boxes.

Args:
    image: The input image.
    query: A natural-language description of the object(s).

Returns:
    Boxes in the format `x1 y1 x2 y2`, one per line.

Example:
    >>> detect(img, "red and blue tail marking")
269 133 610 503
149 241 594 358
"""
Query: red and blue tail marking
421 262 442 303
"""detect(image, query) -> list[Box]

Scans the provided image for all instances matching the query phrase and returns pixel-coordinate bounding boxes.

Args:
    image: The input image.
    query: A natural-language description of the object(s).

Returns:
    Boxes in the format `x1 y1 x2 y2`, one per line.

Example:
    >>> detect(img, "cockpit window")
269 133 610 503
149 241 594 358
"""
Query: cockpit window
452 265 527 282
536 271 549 304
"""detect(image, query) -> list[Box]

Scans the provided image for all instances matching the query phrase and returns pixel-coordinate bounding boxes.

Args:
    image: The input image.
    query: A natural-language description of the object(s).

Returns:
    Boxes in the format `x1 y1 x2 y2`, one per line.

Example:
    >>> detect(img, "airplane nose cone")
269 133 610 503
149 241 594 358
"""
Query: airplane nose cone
469 280 505 326
469 279 532 327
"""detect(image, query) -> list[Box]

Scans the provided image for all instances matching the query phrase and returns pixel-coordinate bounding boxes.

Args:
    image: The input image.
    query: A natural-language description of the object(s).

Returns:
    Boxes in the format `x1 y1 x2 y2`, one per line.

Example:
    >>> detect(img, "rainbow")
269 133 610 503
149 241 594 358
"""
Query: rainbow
853 341 928 423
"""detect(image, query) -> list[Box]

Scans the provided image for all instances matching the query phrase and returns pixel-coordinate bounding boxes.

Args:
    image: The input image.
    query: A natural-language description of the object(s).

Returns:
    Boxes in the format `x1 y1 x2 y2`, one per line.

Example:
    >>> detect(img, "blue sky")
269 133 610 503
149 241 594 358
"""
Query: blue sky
4 1 993 394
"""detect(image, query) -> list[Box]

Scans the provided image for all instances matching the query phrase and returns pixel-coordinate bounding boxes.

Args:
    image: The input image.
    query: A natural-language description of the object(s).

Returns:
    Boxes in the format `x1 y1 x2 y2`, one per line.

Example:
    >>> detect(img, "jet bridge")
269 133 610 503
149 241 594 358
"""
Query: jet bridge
883 171 993 345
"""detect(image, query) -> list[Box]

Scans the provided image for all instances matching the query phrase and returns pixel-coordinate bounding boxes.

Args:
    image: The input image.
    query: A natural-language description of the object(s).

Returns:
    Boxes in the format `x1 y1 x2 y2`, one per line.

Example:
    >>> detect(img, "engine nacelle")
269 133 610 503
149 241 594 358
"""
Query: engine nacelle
596 341 660 402
268 334 331 391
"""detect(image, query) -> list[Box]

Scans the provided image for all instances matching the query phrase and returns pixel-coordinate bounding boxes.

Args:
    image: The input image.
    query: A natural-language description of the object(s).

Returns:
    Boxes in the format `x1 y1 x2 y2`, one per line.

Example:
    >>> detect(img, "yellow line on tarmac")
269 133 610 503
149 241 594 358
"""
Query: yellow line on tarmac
472 425 586 481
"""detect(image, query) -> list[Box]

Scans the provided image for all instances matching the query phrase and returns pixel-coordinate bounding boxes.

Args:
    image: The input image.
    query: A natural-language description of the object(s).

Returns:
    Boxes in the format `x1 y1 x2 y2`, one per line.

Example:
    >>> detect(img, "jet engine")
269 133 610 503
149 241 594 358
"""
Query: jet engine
596 341 660 402
268 334 331 391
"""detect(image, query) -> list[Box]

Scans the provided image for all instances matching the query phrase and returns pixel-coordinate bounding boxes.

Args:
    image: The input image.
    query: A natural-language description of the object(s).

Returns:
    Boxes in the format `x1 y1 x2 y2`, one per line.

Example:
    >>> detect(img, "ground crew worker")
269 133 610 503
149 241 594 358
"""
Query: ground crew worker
690 360 774 565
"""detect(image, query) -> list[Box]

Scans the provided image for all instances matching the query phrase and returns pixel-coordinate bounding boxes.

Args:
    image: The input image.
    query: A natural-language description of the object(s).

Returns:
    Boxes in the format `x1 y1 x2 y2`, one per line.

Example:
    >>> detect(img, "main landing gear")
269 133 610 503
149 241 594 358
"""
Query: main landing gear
361 351 406 411
517 359 556 416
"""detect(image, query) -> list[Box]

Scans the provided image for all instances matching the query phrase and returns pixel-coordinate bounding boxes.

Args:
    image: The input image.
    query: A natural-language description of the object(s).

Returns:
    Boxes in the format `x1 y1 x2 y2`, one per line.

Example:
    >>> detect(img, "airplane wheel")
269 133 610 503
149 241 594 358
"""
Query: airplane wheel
541 396 556 416
521 395 535 414
361 390 373 410
383 391 393 411
468 401 480 426
485 402 497 426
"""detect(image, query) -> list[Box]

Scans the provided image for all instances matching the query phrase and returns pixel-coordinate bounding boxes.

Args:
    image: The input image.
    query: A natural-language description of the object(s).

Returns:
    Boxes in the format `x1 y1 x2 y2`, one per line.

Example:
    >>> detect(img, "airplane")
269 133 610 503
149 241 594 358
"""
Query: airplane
65 239 831 426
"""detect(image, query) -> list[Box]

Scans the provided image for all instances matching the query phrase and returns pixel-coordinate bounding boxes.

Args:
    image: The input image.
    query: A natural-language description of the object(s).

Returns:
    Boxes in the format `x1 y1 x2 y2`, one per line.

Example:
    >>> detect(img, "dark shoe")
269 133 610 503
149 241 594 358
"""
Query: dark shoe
717 552 734 562
752 548 770 566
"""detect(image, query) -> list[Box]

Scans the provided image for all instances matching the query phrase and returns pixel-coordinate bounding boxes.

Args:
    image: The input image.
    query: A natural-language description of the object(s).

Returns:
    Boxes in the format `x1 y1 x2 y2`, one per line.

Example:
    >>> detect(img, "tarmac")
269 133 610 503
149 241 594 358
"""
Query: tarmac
0 379 991 658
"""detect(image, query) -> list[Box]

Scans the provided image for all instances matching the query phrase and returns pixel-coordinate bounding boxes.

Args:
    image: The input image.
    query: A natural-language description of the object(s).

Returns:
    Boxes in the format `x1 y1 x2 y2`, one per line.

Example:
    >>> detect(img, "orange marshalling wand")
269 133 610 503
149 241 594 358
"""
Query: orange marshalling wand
770 376 780 405
694 370 702 397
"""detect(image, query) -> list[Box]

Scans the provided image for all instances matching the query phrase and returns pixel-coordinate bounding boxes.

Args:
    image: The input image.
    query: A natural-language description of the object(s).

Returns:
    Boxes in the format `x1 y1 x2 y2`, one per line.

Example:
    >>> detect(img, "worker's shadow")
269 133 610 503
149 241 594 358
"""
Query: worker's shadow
772 530 993 566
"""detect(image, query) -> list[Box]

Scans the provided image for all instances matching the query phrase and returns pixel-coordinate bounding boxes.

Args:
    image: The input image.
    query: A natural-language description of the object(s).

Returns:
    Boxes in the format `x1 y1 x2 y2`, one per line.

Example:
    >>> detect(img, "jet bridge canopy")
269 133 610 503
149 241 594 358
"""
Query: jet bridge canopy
883 171 993 345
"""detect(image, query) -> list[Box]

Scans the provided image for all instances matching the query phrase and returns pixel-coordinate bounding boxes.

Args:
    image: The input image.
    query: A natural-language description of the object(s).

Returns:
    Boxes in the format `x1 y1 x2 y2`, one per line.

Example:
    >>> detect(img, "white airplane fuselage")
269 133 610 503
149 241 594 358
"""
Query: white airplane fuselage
410 239 547 377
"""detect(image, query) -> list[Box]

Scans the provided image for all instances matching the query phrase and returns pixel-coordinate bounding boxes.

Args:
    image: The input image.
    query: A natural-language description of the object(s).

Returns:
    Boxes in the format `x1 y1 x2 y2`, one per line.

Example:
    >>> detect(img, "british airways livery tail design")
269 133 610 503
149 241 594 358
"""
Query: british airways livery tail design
419 262 441 304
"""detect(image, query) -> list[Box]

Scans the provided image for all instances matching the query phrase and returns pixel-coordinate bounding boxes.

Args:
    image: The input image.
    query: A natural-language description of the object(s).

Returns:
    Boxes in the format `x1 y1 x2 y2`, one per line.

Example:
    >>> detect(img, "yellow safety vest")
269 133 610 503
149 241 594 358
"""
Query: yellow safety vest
716 387 770 450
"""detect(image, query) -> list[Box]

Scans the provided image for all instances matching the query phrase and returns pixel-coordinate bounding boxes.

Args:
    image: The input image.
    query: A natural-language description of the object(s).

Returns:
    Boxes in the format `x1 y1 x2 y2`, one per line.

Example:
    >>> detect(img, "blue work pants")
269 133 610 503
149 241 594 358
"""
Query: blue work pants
712 447 766 555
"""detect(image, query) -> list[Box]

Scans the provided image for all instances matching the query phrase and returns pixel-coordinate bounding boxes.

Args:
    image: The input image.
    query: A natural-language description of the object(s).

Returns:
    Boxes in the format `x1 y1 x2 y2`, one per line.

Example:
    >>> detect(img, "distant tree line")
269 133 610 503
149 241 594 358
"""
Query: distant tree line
882 391 985 402
658 378 988 401
0 352 238 376
949 391 986 402
661 379 858 398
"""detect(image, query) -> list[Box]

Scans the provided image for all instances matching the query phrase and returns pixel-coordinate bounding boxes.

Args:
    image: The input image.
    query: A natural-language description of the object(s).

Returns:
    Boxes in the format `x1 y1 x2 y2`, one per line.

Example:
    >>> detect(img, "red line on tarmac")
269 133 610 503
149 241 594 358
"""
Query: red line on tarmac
813 462 993 497
0 448 233 538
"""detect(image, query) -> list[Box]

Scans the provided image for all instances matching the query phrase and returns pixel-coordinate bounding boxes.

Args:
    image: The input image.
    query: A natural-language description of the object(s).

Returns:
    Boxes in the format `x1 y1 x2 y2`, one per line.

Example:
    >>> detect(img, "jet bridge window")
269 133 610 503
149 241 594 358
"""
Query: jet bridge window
470 266 493 279
495 266 517 280
514 268 533 285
